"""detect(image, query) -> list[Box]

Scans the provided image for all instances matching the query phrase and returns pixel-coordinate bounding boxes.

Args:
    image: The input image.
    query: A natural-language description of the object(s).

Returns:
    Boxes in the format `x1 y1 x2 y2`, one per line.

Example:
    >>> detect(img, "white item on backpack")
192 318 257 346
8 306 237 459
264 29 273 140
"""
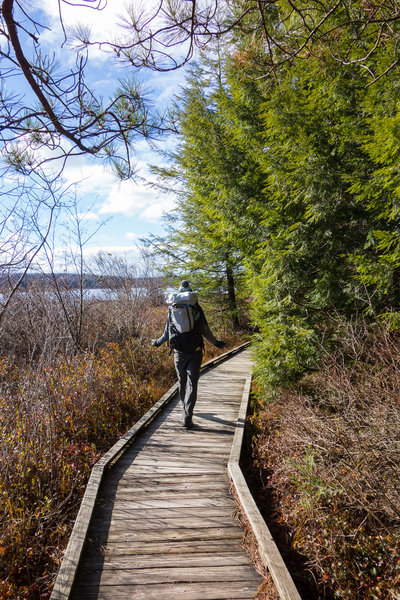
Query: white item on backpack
167 291 198 334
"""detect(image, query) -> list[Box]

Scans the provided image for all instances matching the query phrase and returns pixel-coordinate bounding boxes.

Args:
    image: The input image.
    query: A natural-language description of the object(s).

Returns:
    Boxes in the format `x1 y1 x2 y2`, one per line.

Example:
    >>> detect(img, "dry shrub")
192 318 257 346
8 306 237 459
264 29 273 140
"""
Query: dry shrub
251 319 400 599
0 287 161 359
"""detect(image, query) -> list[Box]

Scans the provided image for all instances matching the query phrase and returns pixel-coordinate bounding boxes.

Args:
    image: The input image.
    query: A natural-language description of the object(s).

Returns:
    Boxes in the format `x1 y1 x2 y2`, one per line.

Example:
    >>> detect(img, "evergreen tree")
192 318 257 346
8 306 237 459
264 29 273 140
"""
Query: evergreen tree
149 2 400 383
146 60 265 327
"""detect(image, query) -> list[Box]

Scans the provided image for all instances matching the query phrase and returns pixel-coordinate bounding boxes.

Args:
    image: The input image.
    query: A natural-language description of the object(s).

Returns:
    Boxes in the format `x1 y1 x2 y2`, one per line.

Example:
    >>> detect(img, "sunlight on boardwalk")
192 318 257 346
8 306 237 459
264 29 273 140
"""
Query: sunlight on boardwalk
72 349 263 600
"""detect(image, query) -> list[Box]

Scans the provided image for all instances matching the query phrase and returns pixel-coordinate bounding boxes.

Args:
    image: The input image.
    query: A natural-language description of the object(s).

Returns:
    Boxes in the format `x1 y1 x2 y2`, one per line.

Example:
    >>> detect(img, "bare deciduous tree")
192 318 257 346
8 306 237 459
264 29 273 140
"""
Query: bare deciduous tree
0 169 68 326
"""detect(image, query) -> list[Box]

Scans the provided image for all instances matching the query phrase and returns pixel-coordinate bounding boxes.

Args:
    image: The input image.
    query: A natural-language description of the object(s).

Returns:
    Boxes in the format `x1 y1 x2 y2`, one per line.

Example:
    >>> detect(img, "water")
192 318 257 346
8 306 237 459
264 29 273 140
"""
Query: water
0 287 149 303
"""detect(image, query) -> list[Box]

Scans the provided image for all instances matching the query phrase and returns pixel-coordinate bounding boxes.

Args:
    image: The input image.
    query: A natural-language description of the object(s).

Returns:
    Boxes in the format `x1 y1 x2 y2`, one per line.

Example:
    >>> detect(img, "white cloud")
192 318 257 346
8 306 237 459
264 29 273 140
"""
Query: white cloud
36 0 127 56
35 0 195 72
140 199 175 222
62 161 116 196
76 211 100 222
125 231 139 241
98 162 176 221
99 178 148 216
35 0 170 62
27 131 176 224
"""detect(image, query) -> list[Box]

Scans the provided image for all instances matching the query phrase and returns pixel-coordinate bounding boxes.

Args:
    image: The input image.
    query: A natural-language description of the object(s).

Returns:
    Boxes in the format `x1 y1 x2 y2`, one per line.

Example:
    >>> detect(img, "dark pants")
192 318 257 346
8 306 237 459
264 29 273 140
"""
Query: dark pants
174 349 203 426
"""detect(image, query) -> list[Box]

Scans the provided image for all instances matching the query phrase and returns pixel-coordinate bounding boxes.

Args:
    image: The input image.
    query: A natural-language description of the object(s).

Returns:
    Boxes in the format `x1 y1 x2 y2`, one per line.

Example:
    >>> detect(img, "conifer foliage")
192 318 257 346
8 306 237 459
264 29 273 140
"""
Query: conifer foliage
155 2 400 384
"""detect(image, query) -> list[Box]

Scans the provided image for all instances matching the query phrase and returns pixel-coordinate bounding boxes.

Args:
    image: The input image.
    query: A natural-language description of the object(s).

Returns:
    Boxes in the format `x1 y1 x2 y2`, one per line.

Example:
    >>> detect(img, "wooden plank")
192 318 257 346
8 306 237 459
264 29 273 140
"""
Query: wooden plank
92 507 236 523
77 564 261 586
107 464 231 478
105 473 229 482
102 481 231 493
125 455 229 465
102 526 243 543
102 489 232 502
84 539 247 556
112 481 231 490
116 465 226 475
85 551 253 569
120 435 234 446
72 581 261 600
91 514 238 530
103 476 231 490
125 439 235 450
133 424 237 434
105 497 234 512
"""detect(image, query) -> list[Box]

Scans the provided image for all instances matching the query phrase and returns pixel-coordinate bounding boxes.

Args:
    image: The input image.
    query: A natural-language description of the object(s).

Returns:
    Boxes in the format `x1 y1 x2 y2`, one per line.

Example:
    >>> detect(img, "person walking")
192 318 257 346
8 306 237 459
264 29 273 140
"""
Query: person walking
152 280 225 428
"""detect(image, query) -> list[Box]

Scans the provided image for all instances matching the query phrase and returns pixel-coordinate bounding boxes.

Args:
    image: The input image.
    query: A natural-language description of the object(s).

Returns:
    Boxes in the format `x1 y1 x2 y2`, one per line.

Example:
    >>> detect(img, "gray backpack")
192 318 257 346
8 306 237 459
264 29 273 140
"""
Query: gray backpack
166 291 202 352
167 291 198 333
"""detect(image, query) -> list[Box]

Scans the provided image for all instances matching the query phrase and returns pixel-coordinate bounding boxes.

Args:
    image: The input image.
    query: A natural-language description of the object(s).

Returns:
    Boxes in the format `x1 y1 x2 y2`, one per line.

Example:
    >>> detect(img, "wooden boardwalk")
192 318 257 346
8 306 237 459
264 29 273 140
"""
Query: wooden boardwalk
71 348 264 599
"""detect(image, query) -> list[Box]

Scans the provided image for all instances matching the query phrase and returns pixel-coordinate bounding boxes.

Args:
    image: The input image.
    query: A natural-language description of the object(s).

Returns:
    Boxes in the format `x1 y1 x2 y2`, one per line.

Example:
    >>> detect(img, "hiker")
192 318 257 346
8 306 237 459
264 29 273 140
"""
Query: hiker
152 280 226 428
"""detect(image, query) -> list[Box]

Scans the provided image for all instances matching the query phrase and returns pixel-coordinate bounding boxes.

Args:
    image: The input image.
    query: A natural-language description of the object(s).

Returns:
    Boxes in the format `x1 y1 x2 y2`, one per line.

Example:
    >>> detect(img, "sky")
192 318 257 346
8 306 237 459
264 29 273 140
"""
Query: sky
21 0 191 271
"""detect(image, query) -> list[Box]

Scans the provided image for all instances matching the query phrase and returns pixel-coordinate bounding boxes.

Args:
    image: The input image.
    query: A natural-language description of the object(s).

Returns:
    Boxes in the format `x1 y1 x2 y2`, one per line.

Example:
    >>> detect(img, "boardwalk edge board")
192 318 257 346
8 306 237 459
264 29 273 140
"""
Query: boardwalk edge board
228 375 303 600
50 340 250 600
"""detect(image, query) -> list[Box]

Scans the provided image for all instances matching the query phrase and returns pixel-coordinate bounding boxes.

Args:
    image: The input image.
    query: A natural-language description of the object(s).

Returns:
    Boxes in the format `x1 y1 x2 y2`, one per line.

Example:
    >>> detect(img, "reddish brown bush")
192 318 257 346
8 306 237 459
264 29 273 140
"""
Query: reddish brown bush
250 319 400 599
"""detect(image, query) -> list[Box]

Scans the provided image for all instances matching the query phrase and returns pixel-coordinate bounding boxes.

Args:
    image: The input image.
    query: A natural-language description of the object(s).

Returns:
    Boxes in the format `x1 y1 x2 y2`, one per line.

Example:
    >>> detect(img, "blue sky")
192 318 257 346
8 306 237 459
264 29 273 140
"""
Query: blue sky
25 1 189 271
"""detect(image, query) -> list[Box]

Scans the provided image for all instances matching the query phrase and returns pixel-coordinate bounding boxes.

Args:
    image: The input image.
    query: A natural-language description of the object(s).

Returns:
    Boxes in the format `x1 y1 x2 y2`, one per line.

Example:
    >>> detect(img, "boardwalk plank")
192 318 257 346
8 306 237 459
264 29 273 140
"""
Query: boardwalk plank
92 515 239 530
77 564 261 585
73 581 261 600
92 507 237 522
102 484 231 495
85 551 252 569
87 539 248 556
102 480 231 493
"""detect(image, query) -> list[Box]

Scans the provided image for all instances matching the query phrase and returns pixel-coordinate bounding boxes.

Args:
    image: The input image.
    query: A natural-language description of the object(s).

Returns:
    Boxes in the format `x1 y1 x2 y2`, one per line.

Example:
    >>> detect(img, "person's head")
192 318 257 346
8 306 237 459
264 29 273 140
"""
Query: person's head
179 279 192 292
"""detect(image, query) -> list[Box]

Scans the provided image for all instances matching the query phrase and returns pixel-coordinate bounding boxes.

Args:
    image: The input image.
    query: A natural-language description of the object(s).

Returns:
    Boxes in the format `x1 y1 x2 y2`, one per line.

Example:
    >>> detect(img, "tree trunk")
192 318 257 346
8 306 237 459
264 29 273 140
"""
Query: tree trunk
226 259 239 329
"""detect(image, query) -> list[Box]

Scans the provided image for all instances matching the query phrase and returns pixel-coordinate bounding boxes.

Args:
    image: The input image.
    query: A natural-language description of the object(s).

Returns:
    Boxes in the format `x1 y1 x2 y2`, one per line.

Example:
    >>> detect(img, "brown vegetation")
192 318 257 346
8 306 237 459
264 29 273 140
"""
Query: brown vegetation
248 319 400 599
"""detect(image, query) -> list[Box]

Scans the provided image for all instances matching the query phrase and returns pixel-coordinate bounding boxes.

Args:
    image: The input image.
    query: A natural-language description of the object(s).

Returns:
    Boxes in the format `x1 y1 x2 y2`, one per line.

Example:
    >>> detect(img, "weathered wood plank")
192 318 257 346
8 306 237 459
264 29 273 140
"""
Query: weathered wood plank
92 507 236 523
91 515 238 531
102 478 231 492
102 497 235 512
114 465 226 475
102 526 243 544
85 539 247 556
105 473 230 483
85 551 253 569
100 489 232 501
72 581 261 600
76 564 261 586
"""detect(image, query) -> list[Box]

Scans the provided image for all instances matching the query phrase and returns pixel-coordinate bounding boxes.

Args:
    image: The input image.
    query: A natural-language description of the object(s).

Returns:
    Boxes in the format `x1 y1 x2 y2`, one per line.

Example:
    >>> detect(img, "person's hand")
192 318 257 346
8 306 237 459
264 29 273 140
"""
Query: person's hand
215 340 226 349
